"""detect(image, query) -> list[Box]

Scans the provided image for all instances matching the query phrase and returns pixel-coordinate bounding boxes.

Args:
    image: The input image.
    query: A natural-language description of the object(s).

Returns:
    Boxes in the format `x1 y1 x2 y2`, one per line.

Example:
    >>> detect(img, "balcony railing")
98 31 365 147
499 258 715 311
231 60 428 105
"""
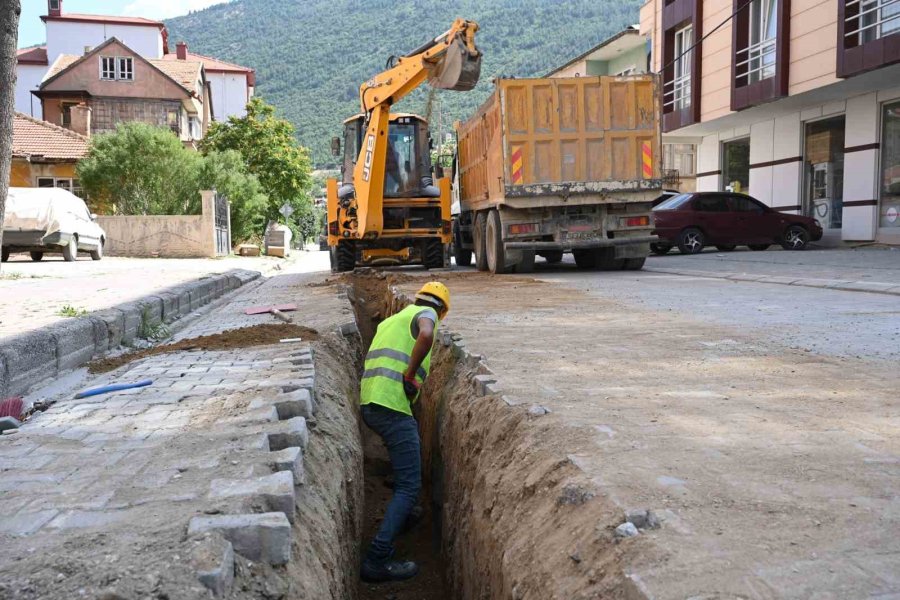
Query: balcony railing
845 0 900 45
662 74 692 110
735 36 777 83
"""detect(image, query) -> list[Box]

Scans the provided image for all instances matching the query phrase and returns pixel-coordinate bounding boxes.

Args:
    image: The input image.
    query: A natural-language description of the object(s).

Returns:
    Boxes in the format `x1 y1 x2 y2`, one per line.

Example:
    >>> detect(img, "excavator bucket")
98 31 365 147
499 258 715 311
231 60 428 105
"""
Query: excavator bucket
428 37 482 91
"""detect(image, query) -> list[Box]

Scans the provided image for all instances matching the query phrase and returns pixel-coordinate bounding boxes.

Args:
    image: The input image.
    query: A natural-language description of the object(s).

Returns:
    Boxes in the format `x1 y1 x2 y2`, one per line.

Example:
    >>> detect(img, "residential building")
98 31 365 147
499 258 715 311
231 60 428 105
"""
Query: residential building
14 0 255 122
640 0 900 244
10 112 90 197
34 37 212 146
548 26 698 191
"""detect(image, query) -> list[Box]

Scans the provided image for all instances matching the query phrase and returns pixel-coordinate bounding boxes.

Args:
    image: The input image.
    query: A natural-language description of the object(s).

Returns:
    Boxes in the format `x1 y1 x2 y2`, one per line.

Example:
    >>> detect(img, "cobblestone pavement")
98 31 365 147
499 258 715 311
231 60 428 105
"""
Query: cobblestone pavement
0 252 307 339
0 264 349 599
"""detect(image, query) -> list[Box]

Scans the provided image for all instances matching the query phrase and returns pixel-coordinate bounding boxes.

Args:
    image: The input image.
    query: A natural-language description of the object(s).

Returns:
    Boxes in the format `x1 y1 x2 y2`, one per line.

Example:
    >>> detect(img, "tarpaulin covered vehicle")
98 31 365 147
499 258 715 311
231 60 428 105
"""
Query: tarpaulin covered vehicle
2 187 105 262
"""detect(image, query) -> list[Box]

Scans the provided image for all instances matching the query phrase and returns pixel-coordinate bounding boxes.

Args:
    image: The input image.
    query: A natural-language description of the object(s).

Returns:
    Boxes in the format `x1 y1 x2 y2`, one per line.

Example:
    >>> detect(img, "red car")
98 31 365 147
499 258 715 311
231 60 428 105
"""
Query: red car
651 192 823 255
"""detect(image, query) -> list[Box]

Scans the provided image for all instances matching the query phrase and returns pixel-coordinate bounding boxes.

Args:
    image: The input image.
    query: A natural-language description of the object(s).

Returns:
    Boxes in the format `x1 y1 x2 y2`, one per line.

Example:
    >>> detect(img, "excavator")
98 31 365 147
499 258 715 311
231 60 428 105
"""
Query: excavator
326 18 482 272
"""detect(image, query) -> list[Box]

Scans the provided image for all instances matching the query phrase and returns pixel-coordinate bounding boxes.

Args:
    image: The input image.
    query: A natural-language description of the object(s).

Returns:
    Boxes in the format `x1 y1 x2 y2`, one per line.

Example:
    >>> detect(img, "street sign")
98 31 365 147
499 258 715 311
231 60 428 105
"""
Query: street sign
279 203 294 219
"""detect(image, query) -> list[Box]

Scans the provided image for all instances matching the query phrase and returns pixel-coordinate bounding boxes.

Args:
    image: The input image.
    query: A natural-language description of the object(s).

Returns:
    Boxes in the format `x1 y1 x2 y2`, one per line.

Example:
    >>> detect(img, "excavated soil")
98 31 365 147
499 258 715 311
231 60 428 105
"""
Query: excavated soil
88 324 320 373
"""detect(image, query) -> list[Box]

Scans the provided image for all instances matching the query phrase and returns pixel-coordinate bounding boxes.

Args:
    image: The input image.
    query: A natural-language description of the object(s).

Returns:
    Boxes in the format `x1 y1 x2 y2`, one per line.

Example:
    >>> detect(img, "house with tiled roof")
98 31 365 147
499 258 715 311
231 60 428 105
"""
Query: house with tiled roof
10 112 90 197
15 0 255 122
34 37 212 147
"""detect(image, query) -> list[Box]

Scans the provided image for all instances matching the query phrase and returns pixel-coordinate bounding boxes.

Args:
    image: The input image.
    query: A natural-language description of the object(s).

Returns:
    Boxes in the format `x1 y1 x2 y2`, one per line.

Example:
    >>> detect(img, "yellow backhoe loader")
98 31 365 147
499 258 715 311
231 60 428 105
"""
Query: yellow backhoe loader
326 18 481 271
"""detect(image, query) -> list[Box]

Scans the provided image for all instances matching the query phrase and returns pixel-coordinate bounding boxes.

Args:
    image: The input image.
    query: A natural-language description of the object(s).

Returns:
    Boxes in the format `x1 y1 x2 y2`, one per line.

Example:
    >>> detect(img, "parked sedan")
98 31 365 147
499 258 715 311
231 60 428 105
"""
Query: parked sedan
2 187 105 262
651 192 823 255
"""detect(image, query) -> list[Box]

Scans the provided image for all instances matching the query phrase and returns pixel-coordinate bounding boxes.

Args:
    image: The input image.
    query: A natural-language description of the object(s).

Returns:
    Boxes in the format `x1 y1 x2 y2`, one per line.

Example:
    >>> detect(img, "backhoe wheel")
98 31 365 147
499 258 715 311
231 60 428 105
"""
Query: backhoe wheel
334 240 356 272
423 239 445 270
453 221 472 267
540 250 563 264
473 212 488 272
485 210 508 274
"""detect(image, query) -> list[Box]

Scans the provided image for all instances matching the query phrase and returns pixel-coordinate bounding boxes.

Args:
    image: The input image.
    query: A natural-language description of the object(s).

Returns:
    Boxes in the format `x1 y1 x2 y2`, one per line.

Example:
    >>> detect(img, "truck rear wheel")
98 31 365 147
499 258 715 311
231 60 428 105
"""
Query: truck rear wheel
473 212 488 271
597 248 624 271
453 221 472 267
573 249 599 270
485 210 509 274
334 240 356 272
423 239 445 269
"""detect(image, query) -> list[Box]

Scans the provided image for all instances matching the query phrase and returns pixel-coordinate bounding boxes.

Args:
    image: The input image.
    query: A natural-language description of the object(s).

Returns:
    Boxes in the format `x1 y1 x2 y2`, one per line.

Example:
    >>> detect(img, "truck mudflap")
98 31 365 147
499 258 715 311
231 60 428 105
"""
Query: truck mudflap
504 234 657 252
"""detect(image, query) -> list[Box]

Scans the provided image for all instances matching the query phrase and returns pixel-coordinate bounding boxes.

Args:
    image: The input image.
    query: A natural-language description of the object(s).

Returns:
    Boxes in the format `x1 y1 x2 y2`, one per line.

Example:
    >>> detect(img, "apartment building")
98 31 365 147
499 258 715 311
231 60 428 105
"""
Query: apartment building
548 26 699 191
640 0 900 243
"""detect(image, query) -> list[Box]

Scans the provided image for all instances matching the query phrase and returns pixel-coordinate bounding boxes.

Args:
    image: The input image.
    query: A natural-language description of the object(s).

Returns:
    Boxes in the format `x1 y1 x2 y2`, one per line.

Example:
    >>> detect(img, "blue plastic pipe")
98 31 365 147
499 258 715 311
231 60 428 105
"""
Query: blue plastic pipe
74 379 153 399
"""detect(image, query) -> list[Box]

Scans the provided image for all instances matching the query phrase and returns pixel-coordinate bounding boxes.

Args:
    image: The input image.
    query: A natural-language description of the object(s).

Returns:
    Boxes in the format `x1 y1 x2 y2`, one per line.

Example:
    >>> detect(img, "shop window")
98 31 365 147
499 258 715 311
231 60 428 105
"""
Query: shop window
803 116 845 229
722 139 750 192
880 101 900 228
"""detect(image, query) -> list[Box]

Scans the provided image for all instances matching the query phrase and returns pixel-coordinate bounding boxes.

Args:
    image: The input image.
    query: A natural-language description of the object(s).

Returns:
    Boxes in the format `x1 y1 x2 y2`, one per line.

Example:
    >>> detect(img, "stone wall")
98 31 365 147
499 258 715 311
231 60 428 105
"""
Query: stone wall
96 191 223 258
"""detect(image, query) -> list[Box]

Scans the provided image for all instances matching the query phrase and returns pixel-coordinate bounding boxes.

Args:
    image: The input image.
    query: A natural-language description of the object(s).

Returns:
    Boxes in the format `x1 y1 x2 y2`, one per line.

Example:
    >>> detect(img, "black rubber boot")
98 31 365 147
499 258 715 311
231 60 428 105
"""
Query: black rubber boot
361 557 419 583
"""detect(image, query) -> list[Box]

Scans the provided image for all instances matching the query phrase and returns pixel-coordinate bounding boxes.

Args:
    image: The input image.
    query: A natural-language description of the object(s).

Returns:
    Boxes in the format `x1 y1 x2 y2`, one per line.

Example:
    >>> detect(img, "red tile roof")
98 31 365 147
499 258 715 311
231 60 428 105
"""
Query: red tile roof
16 46 48 66
44 54 81 81
12 113 90 161
41 13 165 28
149 59 204 94
163 51 254 75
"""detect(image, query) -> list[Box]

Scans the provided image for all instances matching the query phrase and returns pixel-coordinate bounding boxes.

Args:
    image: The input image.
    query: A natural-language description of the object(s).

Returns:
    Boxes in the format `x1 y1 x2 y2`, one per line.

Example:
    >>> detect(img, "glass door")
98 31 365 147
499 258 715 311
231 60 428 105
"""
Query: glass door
722 138 750 193
880 101 900 228
803 116 845 230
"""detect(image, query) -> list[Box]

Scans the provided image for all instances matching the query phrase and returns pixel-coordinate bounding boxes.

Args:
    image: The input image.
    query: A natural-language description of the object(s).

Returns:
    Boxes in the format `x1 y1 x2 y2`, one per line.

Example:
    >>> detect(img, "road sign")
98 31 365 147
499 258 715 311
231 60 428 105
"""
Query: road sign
279 203 294 219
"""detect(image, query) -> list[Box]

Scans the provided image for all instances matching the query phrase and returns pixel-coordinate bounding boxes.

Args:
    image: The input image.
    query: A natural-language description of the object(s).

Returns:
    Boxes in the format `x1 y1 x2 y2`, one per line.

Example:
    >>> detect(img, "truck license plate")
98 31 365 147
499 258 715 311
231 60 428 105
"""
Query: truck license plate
567 231 598 241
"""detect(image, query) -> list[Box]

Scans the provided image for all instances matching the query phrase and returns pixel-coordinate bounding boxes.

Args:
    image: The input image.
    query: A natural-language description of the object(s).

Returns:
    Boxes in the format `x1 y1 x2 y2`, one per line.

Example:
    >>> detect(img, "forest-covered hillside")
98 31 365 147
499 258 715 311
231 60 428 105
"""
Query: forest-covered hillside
166 0 642 166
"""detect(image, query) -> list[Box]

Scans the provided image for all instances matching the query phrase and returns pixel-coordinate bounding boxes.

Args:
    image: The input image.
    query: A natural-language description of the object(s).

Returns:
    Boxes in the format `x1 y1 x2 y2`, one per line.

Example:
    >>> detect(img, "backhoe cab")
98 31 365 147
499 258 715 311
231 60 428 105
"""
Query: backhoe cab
326 18 481 272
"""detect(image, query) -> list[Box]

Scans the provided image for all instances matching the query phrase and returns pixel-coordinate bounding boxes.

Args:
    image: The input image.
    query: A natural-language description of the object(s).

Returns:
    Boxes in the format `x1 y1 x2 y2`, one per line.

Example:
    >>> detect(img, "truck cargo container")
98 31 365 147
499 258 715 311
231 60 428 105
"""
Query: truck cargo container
452 75 662 273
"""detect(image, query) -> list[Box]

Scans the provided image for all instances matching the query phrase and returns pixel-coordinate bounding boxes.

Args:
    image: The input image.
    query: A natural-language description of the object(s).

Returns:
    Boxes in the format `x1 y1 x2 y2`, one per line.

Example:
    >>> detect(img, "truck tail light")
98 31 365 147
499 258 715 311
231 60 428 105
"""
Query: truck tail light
329 221 339 236
624 216 650 227
508 223 537 235
442 220 452 234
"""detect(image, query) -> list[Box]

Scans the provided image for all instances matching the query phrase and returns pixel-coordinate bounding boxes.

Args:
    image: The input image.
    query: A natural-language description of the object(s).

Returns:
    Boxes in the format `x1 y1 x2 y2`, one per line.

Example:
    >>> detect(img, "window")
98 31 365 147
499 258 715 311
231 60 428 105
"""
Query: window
36 177 81 197
37 177 55 188
741 0 778 83
60 102 77 127
693 195 729 212
879 101 900 228
722 139 751 192
669 25 693 111
100 56 134 81
384 123 421 197
189 117 201 139
663 143 697 176
856 0 900 44
167 110 180 133
731 196 766 212
654 193 694 210
101 56 116 80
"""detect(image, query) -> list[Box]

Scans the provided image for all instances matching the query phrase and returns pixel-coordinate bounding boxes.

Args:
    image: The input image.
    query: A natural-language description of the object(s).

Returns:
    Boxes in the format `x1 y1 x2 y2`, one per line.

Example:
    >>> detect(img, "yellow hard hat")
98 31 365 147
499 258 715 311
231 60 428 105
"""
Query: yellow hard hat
415 281 451 315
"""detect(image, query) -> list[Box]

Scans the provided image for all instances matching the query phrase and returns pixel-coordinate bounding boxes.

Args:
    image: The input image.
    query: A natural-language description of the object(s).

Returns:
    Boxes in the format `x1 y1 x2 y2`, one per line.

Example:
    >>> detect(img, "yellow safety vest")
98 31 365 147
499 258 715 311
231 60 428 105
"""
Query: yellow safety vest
360 304 438 416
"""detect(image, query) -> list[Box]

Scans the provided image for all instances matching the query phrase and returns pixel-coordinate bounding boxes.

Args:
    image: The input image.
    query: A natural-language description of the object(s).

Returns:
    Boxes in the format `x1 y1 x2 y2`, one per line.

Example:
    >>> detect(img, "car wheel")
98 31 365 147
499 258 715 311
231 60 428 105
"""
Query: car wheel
748 244 771 251
62 237 78 262
90 240 104 261
473 212 488 272
781 225 809 250
30 251 44 262
540 250 563 264
485 210 508 274
677 228 705 254
715 245 736 252
622 257 646 270
1 247 8 263
650 243 671 256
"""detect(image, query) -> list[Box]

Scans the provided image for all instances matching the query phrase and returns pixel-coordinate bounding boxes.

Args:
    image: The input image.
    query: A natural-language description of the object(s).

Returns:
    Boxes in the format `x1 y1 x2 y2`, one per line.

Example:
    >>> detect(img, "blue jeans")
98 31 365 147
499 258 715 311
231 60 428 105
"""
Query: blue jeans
361 403 421 562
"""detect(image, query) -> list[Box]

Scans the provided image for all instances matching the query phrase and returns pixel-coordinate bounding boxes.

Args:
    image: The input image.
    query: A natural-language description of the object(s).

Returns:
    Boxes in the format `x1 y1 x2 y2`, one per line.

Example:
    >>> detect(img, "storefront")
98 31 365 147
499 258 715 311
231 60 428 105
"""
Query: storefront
803 116 845 233
880 100 900 230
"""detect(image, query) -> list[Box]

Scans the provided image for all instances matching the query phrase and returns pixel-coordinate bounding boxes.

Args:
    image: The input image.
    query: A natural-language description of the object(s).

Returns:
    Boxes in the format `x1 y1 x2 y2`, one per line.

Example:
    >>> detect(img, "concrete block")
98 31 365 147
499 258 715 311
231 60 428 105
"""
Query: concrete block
244 406 280 424
50 318 96 372
188 512 291 565
338 321 359 337
208 471 296 521
92 310 123 350
116 303 143 344
250 389 313 421
268 417 309 451
137 296 164 327
270 446 305 485
472 374 497 397
225 273 242 290
191 534 234 597
0 352 8 398
173 287 193 316
0 330 58 396
157 292 181 323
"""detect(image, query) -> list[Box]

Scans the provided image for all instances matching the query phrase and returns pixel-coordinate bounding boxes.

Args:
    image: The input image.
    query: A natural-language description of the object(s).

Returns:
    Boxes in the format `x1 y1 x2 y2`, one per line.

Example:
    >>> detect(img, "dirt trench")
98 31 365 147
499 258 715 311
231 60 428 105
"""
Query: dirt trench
341 272 639 600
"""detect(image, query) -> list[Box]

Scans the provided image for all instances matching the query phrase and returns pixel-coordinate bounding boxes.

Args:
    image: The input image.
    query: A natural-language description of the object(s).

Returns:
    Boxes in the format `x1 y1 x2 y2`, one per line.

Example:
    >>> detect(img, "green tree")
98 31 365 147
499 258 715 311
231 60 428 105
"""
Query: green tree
77 122 203 215
200 97 313 238
199 150 268 243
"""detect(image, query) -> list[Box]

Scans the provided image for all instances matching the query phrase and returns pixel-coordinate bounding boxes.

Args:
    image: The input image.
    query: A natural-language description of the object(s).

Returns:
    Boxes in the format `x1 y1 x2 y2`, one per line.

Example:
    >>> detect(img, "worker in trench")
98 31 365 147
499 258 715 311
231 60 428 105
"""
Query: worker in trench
358 281 451 583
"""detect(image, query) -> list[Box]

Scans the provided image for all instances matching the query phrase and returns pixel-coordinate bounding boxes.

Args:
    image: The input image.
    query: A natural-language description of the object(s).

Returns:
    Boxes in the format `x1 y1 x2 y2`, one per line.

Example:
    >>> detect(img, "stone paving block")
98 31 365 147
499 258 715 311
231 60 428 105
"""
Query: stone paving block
208 471 295 521
472 374 497 397
267 417 309 451
0 509 59 535
187 512 291 565
250 389 313 420
270 446 305 485
191 533 234 597
46 509 129 530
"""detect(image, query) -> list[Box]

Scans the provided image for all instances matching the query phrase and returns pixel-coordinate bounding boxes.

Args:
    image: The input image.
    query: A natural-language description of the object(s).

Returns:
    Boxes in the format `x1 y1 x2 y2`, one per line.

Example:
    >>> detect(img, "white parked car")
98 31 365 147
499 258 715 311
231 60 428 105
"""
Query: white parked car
2 187 106 262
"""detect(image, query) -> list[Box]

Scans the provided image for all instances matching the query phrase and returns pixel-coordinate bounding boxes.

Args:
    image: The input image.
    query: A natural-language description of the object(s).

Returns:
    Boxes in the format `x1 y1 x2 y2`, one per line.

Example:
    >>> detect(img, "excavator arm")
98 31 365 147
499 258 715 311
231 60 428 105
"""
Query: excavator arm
350 18 481 237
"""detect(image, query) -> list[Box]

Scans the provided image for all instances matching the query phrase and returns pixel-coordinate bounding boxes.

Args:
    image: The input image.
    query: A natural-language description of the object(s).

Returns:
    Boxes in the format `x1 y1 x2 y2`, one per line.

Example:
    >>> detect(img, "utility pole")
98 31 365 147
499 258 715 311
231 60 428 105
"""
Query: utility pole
0 0 22 273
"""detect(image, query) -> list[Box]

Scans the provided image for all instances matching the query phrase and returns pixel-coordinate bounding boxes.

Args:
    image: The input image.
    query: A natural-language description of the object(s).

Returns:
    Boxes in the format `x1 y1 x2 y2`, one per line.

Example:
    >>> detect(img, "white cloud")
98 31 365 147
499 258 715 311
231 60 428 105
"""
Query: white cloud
123 0 232 20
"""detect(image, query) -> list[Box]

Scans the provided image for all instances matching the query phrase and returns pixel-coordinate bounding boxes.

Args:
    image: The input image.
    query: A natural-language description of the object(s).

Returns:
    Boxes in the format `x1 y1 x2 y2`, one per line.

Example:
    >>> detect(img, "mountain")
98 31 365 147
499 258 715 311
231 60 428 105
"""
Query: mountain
166 0 642 166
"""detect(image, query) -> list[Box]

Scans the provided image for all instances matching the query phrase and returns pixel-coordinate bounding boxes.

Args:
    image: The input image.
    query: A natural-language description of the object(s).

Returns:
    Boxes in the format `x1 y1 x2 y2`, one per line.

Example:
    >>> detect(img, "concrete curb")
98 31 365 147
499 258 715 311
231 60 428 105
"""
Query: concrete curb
644 266 900 297
0 269 262 398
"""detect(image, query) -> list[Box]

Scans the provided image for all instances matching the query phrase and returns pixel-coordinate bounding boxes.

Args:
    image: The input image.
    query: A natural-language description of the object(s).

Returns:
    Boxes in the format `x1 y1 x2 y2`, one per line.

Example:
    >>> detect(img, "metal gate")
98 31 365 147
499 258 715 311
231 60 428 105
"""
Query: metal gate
214 193 231 256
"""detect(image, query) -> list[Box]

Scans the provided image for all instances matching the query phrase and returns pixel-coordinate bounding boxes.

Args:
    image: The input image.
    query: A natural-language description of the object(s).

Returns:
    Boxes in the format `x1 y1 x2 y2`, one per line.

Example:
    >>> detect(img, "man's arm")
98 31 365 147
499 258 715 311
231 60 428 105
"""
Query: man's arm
405 316 435 382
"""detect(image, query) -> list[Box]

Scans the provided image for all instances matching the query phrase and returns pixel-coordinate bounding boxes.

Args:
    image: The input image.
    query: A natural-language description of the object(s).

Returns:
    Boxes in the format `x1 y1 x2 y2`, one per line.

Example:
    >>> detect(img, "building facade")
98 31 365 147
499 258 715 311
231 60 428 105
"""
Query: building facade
640 0 900 243
15 0 254 123
10 112 90 196
548 26 699 191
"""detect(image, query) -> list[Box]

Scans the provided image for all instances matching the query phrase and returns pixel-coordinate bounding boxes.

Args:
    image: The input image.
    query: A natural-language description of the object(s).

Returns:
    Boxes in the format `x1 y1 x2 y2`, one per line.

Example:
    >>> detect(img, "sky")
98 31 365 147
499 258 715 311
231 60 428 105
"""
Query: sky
18 0 232 48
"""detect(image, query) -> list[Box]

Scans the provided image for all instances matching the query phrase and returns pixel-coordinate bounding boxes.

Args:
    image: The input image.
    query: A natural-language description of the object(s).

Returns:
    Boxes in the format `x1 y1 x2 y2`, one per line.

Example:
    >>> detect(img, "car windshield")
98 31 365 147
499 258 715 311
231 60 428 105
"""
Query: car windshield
653 193 693 211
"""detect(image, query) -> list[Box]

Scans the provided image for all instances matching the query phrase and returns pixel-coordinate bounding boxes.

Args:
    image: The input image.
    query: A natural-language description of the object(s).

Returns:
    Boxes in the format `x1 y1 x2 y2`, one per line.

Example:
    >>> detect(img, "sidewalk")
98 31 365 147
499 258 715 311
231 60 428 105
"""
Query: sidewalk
645 247 900 295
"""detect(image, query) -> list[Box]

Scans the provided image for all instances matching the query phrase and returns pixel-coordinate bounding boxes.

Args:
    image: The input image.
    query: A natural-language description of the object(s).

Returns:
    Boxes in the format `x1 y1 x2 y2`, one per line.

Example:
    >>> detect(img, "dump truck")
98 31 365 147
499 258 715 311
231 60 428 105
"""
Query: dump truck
452 75 662 273
326 18 482 272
